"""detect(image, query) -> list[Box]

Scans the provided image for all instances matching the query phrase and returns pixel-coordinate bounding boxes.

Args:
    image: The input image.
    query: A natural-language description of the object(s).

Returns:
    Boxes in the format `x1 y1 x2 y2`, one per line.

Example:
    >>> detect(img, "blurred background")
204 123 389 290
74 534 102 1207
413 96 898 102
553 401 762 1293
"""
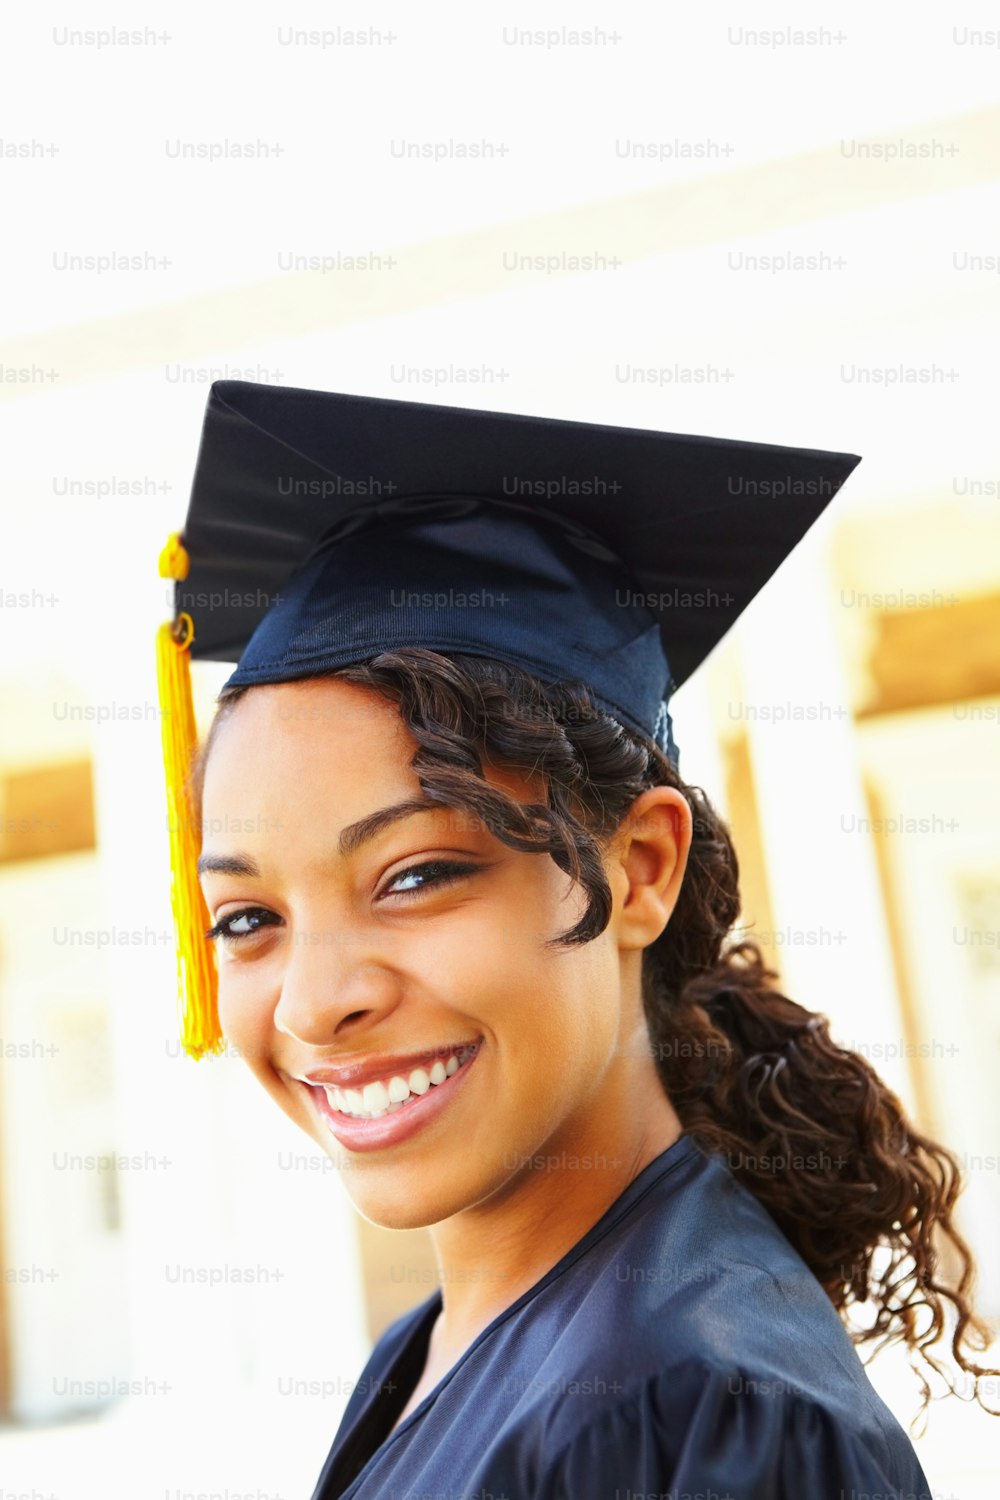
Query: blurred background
1 3 999 1496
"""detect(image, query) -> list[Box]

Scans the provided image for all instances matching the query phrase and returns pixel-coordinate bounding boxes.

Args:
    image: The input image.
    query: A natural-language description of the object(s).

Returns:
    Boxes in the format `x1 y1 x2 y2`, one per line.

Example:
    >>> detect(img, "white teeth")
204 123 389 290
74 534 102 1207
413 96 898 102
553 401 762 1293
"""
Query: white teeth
324 1046 477 1120
363 1081 391 1113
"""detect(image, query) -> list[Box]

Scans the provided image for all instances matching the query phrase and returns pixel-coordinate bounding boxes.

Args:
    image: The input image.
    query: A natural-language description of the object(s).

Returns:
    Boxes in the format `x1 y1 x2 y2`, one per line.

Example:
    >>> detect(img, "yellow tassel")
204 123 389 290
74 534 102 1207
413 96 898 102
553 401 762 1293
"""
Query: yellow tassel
156 533 223 1059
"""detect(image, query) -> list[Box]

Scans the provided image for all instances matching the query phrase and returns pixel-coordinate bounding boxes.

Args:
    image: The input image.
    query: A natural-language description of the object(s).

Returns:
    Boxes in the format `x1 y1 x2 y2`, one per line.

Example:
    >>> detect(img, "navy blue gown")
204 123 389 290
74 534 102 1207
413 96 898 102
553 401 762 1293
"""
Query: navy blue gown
310 1133 934 1499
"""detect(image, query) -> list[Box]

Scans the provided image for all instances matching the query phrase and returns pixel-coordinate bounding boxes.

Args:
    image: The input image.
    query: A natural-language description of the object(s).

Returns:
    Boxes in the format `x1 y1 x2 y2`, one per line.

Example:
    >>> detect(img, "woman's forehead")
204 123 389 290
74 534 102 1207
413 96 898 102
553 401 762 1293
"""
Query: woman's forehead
204 680 413 788
202 677 547 808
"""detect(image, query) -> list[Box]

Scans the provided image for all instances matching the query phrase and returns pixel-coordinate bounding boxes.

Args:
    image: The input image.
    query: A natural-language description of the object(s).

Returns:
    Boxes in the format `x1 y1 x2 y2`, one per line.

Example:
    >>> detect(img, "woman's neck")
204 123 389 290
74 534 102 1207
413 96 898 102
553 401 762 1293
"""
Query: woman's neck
424 1089 684 1360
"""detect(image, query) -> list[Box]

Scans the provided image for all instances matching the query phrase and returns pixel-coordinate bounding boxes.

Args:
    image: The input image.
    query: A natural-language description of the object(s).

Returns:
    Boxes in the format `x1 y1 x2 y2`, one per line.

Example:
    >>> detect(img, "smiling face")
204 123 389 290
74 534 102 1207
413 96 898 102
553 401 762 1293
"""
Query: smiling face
198 676 689 1231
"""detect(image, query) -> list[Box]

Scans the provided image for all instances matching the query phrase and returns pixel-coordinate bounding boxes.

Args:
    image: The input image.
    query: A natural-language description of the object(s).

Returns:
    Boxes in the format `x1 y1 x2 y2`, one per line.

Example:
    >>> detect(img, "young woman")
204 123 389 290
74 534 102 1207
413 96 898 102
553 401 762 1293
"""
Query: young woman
161 380 999 1499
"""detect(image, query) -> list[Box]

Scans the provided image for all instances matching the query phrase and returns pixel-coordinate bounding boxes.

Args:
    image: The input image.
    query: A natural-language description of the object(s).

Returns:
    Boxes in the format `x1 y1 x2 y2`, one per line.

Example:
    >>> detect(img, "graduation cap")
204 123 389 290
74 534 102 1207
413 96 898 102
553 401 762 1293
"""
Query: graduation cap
157 379 861 1057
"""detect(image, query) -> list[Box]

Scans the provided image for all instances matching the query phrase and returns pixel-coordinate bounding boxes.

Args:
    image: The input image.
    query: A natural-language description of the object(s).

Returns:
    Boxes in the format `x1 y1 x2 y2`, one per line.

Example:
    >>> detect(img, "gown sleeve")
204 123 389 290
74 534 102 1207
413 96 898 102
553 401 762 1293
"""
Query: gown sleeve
536 1362 934 1500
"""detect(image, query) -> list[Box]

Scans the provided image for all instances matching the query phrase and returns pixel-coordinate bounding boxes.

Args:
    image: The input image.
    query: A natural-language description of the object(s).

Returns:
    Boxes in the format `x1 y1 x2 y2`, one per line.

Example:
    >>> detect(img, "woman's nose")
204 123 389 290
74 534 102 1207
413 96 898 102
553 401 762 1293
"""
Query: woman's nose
271 921 404 1045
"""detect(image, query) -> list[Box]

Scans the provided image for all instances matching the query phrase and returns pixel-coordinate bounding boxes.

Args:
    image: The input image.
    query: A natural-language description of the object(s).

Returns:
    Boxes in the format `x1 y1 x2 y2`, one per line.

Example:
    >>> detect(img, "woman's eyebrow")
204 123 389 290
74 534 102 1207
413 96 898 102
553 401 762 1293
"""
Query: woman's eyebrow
197 797 444 878
197 852 260 878
337 797 443 856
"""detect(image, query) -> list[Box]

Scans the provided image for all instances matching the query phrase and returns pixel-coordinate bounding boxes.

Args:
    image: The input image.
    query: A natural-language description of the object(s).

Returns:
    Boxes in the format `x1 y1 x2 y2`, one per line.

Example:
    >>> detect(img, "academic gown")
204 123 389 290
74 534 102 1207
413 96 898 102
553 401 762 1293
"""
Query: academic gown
310 1132 935 1499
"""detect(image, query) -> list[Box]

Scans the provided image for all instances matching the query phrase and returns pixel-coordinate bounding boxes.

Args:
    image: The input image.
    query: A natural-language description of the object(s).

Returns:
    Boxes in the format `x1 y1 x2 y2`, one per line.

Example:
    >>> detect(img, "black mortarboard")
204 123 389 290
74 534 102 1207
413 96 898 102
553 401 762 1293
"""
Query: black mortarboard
157 379 861 1056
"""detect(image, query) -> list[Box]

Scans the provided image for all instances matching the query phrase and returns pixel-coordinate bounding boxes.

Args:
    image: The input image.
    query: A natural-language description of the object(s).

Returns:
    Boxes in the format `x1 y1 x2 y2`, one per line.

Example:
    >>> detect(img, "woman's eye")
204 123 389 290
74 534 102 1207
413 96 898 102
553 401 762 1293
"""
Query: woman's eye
205 907 281 944
204 864 480 943
380 860 480 900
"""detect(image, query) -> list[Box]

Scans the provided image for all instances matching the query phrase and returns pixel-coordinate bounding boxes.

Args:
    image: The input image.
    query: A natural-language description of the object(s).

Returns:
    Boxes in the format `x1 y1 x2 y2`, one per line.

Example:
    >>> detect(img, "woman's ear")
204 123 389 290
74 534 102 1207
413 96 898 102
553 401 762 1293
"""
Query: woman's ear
610 786 693 952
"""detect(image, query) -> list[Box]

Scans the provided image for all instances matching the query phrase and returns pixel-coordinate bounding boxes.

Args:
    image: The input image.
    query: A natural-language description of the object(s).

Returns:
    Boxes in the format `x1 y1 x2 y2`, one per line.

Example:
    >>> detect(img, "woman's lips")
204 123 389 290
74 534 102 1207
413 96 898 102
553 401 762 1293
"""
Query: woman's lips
307 1043 482 1153
299 1038 481 1092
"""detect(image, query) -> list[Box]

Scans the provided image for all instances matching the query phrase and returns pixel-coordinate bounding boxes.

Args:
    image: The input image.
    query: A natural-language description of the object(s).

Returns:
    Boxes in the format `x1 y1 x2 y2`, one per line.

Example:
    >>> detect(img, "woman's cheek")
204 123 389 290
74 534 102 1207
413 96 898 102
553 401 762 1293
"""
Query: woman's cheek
217 970 275 1062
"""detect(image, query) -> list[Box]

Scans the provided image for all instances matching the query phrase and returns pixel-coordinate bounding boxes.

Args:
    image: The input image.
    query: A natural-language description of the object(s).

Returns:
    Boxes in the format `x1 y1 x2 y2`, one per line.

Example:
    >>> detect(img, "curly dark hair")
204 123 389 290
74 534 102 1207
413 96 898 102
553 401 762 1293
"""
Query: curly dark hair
204 645 1000 1430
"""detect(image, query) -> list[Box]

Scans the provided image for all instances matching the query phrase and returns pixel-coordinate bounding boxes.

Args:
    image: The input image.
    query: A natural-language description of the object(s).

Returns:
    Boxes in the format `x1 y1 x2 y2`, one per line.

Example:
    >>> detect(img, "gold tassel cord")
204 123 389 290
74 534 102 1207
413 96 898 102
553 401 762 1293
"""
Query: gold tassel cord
156 534 223 1059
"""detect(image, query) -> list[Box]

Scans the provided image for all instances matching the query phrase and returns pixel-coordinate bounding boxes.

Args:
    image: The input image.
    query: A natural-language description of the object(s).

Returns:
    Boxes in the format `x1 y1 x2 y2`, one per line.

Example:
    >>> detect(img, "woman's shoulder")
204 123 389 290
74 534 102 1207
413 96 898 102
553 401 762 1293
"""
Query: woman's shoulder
508 1144 933 1492
533 1357 934 1500
538 1140 860 1373
491 1144 906 1449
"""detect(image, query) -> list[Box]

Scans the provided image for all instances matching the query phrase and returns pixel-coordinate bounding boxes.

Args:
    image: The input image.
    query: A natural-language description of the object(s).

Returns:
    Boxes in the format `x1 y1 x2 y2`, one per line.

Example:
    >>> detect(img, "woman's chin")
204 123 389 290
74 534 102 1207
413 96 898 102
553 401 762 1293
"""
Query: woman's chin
324 1141 516 1231
341 1177 473 1233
